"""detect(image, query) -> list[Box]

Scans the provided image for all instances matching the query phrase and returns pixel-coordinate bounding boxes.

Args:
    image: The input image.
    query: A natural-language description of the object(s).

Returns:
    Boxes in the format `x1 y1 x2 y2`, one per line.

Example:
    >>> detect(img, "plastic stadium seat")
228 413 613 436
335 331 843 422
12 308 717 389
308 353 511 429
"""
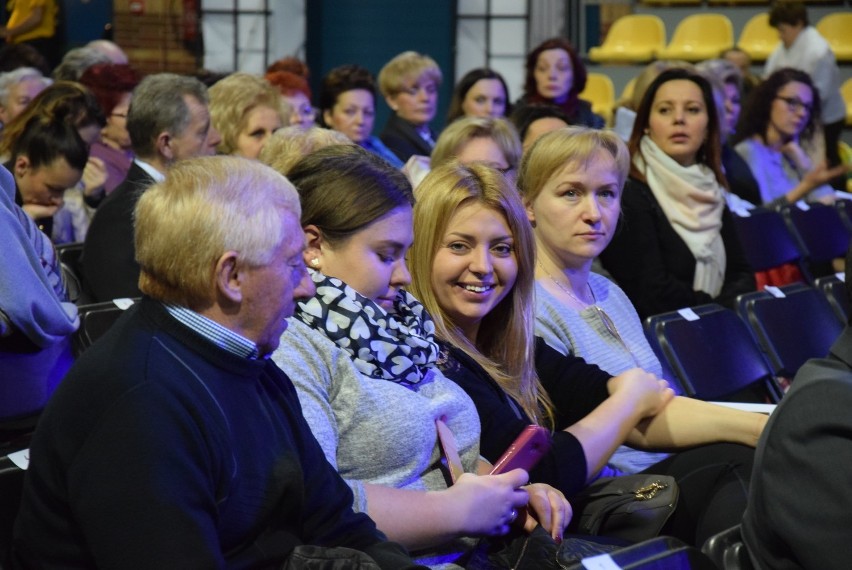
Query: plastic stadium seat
588 14 666 64
842 78 852 127
645 304 783 402
656 14 734 62
815 274 849 324
579 73 615 126
619 77 636 106
736 283 843 378
816 13 852 62
736 13 780 61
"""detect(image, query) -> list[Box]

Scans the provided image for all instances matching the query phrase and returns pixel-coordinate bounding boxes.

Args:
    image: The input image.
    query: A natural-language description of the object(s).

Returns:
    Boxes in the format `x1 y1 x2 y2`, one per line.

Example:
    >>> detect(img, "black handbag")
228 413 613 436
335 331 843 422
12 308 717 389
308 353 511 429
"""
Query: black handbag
568 475 679 543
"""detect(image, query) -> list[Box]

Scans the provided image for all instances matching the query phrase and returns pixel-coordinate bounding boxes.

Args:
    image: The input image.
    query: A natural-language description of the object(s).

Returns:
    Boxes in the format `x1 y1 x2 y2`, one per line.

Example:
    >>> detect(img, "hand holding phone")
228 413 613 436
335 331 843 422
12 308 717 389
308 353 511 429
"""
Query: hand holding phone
489 425 552 475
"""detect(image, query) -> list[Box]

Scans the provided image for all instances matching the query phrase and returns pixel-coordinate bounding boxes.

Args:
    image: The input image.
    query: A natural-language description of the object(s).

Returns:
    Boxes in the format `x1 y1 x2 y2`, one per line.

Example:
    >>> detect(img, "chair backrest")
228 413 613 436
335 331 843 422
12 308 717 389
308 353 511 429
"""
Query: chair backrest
610 14 666 49
562 535 717 569
835 198 852 232
737 283 844 377
645 304 782 402
736 13 779 60
783 203 852 265
579 73 615 123
671 13 734 46
701 524 755 570
55 242 93 305
731 209 809 278
816 13 852 59
72 299 136 357
815 274 849 324
0 453 26 562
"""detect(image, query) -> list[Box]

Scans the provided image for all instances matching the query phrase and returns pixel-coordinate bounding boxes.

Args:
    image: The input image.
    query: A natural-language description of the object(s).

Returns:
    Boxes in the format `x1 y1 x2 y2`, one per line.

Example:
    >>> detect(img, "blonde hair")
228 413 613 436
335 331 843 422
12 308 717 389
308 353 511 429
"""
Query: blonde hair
517 126 630 205
409 161 554 427
431 116 522 171
135 156 300 307
258 125 353 176
209 72 284 155
378 51 442 98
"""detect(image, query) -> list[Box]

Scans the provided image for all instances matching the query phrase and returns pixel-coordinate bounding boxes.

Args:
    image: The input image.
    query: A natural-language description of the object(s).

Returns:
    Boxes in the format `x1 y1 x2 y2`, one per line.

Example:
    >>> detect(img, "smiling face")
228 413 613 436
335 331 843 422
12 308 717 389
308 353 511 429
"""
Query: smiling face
324 88 375 143
526 150 621 271
647 79 709 167
234 104 283 159
461 78 507 119
388 76 438 127
533 48 573 103
311 206 413 312
431 202 517 342
767 80 813 143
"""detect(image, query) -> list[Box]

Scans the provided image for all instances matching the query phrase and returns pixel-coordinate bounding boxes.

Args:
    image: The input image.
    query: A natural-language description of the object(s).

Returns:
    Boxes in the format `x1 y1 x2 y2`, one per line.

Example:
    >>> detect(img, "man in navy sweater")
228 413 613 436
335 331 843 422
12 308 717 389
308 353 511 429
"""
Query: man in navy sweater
12 156 425 569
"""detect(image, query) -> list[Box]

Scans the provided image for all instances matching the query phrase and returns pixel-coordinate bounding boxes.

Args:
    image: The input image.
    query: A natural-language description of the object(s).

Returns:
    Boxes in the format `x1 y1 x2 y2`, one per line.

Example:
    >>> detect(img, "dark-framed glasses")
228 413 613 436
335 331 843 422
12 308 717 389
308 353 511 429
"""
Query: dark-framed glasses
775 96 813 115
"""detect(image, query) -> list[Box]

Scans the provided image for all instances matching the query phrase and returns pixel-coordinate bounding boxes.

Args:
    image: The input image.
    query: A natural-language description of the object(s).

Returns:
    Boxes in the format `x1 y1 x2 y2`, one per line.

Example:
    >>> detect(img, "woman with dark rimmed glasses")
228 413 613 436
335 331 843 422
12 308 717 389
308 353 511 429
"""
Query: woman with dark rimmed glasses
733 67 847 207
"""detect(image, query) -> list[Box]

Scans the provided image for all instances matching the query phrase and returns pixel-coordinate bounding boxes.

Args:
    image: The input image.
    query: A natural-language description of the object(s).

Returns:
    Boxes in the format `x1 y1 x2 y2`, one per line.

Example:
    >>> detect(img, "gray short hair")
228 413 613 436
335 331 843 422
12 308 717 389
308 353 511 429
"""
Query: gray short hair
52 47 111 81
127 73 209 157
0 67 50 107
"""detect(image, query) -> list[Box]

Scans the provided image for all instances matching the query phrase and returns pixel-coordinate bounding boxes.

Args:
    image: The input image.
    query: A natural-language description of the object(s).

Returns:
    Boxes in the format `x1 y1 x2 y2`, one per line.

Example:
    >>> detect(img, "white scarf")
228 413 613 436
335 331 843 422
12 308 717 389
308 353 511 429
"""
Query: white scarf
636 136 726 297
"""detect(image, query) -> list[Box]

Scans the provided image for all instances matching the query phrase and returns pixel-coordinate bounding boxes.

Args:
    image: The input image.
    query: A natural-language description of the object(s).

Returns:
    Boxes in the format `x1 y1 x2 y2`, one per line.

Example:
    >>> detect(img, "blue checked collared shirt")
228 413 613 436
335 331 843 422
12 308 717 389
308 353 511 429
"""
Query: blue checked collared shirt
164 303 260 360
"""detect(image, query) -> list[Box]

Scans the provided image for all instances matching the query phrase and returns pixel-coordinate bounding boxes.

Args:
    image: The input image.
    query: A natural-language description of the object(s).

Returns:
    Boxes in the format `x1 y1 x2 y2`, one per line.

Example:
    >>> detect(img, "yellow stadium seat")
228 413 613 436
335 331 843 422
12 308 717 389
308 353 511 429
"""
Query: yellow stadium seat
579 73 615 126
816 13 852 62
842 78 852 127
588 14 666 64
736 13 780 61
656 14 735 62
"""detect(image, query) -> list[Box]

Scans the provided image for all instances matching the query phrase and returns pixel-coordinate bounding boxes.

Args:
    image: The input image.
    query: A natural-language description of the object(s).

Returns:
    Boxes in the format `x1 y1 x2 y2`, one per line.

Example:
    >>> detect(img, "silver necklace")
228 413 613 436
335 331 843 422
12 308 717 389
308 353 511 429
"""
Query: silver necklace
538 263 593 306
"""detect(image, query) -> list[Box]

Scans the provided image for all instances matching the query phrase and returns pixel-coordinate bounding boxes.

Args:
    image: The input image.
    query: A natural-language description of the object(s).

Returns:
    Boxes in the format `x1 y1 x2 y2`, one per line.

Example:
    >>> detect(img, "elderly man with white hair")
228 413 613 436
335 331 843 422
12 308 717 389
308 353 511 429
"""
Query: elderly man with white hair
12 156 427 569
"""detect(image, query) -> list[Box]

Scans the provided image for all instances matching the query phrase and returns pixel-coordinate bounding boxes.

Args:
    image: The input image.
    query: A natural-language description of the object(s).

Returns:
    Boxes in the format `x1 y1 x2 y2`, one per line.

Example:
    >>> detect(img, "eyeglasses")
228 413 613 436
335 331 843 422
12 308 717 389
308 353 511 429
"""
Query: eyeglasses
775 96 813 115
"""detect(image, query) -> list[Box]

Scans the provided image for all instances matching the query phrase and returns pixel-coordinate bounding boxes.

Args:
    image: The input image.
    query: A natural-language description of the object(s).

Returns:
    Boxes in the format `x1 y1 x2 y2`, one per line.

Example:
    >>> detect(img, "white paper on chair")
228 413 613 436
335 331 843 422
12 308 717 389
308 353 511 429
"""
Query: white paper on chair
709 402 776 414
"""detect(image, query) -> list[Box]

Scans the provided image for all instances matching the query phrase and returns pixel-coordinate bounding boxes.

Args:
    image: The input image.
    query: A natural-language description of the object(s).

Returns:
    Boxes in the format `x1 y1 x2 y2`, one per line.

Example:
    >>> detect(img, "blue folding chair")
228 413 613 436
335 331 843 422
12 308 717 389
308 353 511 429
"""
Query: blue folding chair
815 274 849 325
645 304 782 403
731 208 810 281
736 283 843 378
783 204 851 277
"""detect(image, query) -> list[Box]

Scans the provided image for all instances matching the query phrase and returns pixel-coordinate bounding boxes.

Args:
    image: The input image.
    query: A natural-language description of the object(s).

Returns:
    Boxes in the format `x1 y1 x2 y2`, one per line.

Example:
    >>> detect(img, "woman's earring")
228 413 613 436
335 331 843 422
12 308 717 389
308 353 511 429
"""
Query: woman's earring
310 258 320 267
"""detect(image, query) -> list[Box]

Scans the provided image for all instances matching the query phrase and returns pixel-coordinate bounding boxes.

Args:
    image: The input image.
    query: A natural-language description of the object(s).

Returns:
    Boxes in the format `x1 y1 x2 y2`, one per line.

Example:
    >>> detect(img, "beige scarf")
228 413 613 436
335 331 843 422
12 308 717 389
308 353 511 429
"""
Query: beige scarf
636 136 726 297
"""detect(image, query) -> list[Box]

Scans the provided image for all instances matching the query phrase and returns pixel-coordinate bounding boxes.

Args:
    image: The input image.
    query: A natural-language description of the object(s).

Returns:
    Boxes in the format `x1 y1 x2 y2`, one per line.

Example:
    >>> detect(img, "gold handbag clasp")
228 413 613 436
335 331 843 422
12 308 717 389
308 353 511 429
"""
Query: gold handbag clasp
634 481 668 501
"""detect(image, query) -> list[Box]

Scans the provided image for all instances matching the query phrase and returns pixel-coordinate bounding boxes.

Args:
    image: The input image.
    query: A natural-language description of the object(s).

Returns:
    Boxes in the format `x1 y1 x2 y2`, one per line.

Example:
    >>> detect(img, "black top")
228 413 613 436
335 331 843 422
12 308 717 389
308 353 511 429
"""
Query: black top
12 297 424 569
722 143 761 206
743 325 852 570
600 177 755 319
437 339 613 498
379 112 436 163
81 162 154 302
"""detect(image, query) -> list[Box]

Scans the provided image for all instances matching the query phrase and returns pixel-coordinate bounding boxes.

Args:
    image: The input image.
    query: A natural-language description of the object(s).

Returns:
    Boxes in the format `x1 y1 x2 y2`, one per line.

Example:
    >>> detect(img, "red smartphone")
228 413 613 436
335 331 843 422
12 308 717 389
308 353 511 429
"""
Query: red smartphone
489 425 552 475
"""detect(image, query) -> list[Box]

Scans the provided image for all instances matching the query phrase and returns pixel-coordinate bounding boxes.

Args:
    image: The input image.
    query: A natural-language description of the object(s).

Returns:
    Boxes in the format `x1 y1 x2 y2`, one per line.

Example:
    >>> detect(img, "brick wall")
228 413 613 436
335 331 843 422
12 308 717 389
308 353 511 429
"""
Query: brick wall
113 0 199 75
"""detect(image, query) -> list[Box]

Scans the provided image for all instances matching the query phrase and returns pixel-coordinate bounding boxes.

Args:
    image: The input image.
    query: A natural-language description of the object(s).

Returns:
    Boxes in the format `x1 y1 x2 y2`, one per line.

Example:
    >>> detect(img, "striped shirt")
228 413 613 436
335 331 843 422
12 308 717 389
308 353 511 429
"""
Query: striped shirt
164 303 259 360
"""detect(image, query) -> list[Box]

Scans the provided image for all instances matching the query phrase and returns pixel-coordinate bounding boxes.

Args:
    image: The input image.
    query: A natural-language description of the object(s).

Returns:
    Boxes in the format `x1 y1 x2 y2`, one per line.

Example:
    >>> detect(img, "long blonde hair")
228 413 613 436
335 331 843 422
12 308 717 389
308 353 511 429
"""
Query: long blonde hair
409 161 554 427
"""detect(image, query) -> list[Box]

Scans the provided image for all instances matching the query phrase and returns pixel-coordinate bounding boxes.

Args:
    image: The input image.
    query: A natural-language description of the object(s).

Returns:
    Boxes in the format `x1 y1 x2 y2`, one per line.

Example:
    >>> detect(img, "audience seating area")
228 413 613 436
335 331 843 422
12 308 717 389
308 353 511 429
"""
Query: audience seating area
579 73 616 125
815 12 852 62
591 10 852 64
644 303 785 403
588 14 667 64
736 13 779 61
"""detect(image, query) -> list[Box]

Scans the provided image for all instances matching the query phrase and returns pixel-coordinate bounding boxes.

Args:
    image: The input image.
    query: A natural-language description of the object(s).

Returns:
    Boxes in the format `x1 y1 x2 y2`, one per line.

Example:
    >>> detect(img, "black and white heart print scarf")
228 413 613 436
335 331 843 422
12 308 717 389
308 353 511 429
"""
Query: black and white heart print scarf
294 270 440 387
